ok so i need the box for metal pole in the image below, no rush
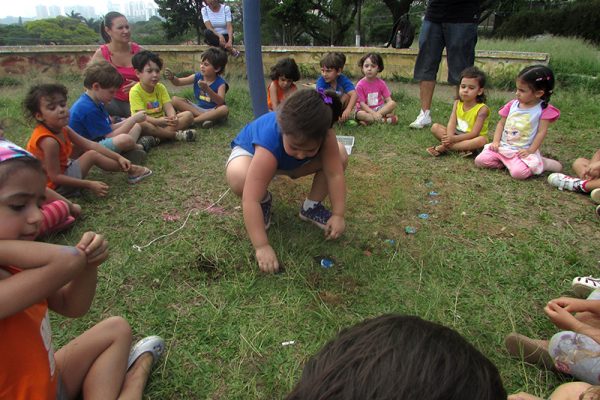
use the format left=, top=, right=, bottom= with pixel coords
left=242, top=0, right=268, bottom=118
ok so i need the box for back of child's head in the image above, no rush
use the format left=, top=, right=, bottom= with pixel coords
left=269, top=57, right=300, bottom=82
left=23, top=83, right=68, bottom=120
left=100, top=11, right=126, bottom=43
left=277, top=89, right=342, bottom=143
left=517, top=64, right=555, bottom=108
left=0, top=138, right=44, bottom=188
left=286, top=314, right=506, bottom=400
left=132, top=50, right=163, bottom=72
left=201, top=47, right=228, bottom=75
left=459, top=66, right=487, bottom=103
left=83, top=61, right=124, bottom=89
left=357, top=52, right=384, bottom=72
left=320, top=52, right=346, bottom=70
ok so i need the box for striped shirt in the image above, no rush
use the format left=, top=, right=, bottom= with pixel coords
left=201, top=4, right=232, bottom=35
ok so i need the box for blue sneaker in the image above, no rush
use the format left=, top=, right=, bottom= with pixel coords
left=261, top=192, right=272, bottom=230
left=299, top=202, right=331, bottom=229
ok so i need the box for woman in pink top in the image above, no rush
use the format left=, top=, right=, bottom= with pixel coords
left=90, top=12, right=143, bottom=118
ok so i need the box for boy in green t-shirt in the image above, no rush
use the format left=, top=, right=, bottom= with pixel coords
left=130, top=50, right=196, bottom=142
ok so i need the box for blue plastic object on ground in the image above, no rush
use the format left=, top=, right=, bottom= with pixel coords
left=418, top=213, right=429, bottom=219
left=320, top=258, right=334, bottom=268
left=405, top=226, right=417, bottom=234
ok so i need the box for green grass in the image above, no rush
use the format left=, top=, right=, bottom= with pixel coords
left=477, top=36, right=600, bottom=90
left=1, top=67, right=600, bottom=398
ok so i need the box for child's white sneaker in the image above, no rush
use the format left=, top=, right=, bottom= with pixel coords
left=547, top=173, right=586, bottom=192
left=175, top=129, right=196, bottom=142
left=572, top=276, right=600, bottom=298
left=409, top=110, right=431, bottom=129
left=591, top=188, right=600, bottom=204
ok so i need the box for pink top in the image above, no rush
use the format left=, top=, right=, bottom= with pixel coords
left=355, top=77, right=391, bottom=111
left=99, top=42, right=141, bottom=102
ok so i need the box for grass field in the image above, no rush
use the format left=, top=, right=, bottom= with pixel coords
left=1, top=39, right=600, bottom=398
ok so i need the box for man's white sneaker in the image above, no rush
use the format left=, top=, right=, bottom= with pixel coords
left=409, top=110, right=432, bottom=129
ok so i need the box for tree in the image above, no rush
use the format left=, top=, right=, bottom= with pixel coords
left=24, top=16, right=98, bottom=45
left=155, top=0, right=205, bottom=44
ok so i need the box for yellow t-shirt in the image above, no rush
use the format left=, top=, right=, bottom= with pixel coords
left=456, top=101, right=488, bottom=137
left=129, top=82, right=171, bottom=118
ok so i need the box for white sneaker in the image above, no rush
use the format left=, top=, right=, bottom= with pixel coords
left=591, top=188, right=600, bottom=204
left=547, top=173, right=584, bottom=192
left=409, top=110, right=432, bottom=129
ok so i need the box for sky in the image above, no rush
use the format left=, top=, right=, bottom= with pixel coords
left=1, top=1, right=110, bottom=18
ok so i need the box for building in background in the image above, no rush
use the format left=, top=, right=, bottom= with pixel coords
left=35, top=5, right=48, bottom=18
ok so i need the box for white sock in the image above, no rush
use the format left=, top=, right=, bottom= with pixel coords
left=422, top=109, right=430, bottom=117
left=303, top=199, right=319, bottom=211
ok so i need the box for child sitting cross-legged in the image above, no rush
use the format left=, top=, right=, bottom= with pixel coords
left=130, top=50, right=197, bottom=142
left=355, top=52, right=398, bottom=125
left=25, top=83, right=152, bottom=198
left=0, top=141, right=164, bottom=399
left=427, top=66, right=490, bottom=157
left=267, top=57, right=300, bottom=110
left=69, top=61, right=151, bottom=164
left=165, top=47, right=230, bottom=129
left=547, top=149, right=600, bottom=216
left=316, top=52, right=357, bottom=123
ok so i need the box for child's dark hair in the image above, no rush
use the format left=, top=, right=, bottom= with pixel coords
left=518, top=64, right=555, bottom=108
left=201, top=47, right=228, bottom=74
left=0, top=156, right=45, bottom=187
left=132, top=50, right=163, bottom=72
left=83, top=61, right=124, bottom=89
left=100, top=11, right=126, bottom=43
left=277, top=89, right=342, bottom=143
left=286, top=314, right=506, bottom=400
left=459, top=66, right=487, bottom=103
left=23, top=83, right=68, bottom=120
left=320, top=52, right=346, bottom=70
left=357, top=53, right=384, bottom=72
left=269, top=57, right=300, bottom=82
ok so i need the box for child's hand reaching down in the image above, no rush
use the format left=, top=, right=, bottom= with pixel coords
left=325, top=215, right=345, bottom=240
left=76, top=232, right=109, bottom=268
left=88, top=181, right=109, bottom=197
left=544, top=300, right=582, bottom=331
left=256, top=245, right=279, bottom=273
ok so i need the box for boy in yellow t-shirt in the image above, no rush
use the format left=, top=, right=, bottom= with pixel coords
left=130, top=50, right=196, bottom=142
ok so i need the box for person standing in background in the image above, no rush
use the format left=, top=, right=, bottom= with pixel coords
left=409, top=0, right=479, bottom=129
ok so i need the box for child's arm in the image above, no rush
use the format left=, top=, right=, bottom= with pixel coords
left=242, top=146, right=279, bottom=273
left=110, top=111, right=146, bottom=136
left=488, top=116, right=506, bottom=152
left=519, top=119, right=551, bottom=158
left=321, top=129, right=346, bottom=240
left=38, top=137, right=109, bottom=195
left=163, top=70, right=195, bottom=87
left=0, top=240, right=86, bottom=319
left=47, top=232, right=108, bottom=318
left=585, top=160, right=600, bottom=180
left=268, top=82, right=280, bottom=109
left=341, top=90, right=358, bottom=121
left=441, top=100, right=459, bottom=146
left=67, top=127, right=131, bottom=171
left=545, top=299, right=600, bottom=345
left=198, top=81, right=227, bottom=106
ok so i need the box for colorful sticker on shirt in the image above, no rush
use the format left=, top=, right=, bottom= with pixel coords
left=367, top=92, right=379, bottom=107
left=40, top=310, right=56, bottom=377
left=145, top=101, right=161, bottom=115
left=502, top=113, right=533, bottom=148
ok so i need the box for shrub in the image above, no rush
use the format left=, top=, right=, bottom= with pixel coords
left=495, top=0, right=600, bottom=44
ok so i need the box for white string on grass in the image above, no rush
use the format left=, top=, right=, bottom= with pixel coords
left=132, top=188, right=231, bottom=252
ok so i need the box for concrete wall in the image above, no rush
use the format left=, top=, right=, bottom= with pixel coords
left=0, top=45, right=549, bottom=83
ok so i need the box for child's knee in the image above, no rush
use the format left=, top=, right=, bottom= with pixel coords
left=508, top=166, right=532, bottom=180
left=573, top=157, right=590, bottom=170
left=102, top=316, right=132, bottom=342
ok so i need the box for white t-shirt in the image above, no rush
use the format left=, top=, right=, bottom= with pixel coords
left=201, top=4, right=232, bottom=35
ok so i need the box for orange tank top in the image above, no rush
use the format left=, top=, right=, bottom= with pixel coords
left=0, top=266, right=58, bottom=399
left=26, top=125, right=73, bottom=189
left=267, top=81, right=297, bottom=110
